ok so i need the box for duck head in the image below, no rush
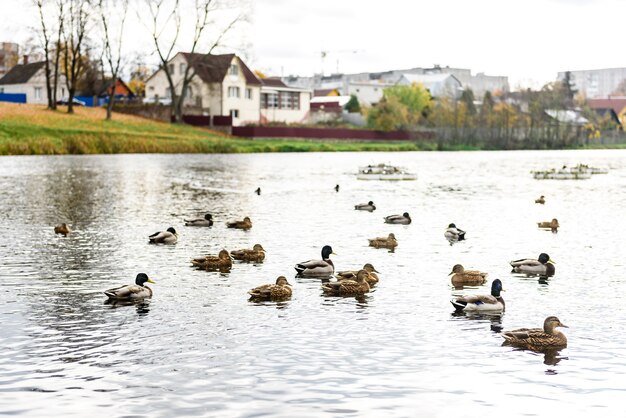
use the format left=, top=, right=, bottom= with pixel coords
left=276, top=276, right=291, bottom=286
left=135, top=273, right=155, bottom=286
left=363, top=263, right=379, bottom=273
left=538, top=253, right=554, bottom=264
left=491, top=279, right=503, bottom=297
left=253, top=244, right=265, bottom=252
left=219, top=249, right=231, bottom=259
left=544, top=316, right=568, bottom=333
left=167, top=227, right=177, bottom=235
left=450, top=264, right=464, bottom=274
left=243, top=217, right=251, bottom=222
left=448, top=223, right=456, bottom=228
left=403, top=212, right=410, bottom=219
left=356, top=269, right=369, bottom=282
left=321, top=245, right=335, bottom=260
left=388, top=233, right=396, bottom=240
left=368, top=201, right=374, bottom=206
left=204, top=214, right=213, bottom=221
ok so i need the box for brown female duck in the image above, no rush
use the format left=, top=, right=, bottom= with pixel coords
left=227, top=216, right=252, bottom=230
left=322, top=269, right=370, bottom=296
left=449, top=264, right=488, bottom=286
left=501, top=316, right=568, bottom=350
left=537, top=218, right=559, bottom=232
left=336, top=263, right=379, bottom=286
left=368, top=233, right=398, bottom=249
left=54, top=223, right=72, bottom=236
left=191, top=249, right=232, bottom=270
left=231, top=244, right=266, bottom=262
left=248, top=276, right=292, bottom=301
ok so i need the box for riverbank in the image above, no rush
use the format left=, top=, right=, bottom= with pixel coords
left=0, top=103, right=442, bottom=155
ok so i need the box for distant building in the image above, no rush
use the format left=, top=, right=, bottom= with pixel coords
left=259, top=77, right=311, bottom=124
left=0, top=42, right=19, bottom=77
left=557, top=68, right=626, bottom=99
left=397, top=73, right=463, bottom=98
left=588, top=97, right=626, bottom=127
left=346, top=81, right=391, bottom=106
left=0, top=58, right=67, bottom=104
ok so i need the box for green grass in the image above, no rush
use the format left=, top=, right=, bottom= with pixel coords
left=0, top=103, right=440, bottom=155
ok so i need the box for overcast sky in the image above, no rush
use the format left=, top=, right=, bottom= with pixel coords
left=1, top=0, right=623, bottom=89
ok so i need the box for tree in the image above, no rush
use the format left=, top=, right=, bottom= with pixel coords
left=460, top=88, right=477, bottom=116
left=344, top=94, right=361, bottom=113
left=383, top=82, right=431, bottom=124
left=145, top=0, right=242, bottom=123
left=366, top=96, right=409, bottom=131
left=34, top=0, right=53, bottom=108
left=561, top=71, right=577, bottom=107
left=99, top=0, right=128, bottom=120
left=62, top=0, right=91, bottom=114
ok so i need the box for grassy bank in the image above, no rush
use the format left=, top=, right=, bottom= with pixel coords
left=0, top=103, right=442, bottom=155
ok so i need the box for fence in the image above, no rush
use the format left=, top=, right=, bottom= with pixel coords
left=0, top=93, right=26, bottom=104
left=232, top=126, right=434, bottom=141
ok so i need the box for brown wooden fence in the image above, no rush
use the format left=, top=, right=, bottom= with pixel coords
left=231, top=126, right=435, bottom=141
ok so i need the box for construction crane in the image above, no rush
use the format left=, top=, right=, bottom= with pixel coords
left=320, top=49, right=363, bottom=75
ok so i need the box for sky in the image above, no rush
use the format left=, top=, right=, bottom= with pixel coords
left=1, top=0, right=624, bottom=89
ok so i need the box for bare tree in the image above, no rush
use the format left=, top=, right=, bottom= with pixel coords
left=99, top=0, right=128, bottom=120
left=62, top=0, right=91, bottom=114
left=34, top=0, right=53, bottom=108
left=52, top=0, right=65, bottom=109
left=145, top=0, right=241, bottom=123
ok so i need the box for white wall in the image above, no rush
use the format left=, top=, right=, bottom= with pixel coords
left=0, top=68, right=66, bottom=104
left=260, top=90, right=311, bottom=123
left=347, top=82, right=386, bottom=106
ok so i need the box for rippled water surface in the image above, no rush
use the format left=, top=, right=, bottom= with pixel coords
left=1, top=150, right=626, bottom=417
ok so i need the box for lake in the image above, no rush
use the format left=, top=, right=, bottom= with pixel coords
left=1, top=150, right=625, bottom=417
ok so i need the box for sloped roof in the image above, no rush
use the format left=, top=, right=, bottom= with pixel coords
left=545, top=109, right=588, bottom=125
left=0, top=61, right=45, bottom=85
left=588, top=98, right=626, bottom=115
left=182, top=53, right=261, bottom=85
left=261, top=77, right=287, bottom=88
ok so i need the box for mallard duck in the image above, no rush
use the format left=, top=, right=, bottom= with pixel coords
left=444, top=223, right=465, bottom=241
left=255, top=187, right=261, bottom=195
left=501, top=316, right=568, bottom=350
left=191, top=249, right=232, bottom=270
left=535, top=195, right=545, bottom=204
left=384, top=212, right=411, bottom=225
left=104, top=273, right=155, bottom=300
left=336, top=263, right=379, bottom=286
left=355, top=201, right=376, bottom=212
left=334, top=184, right=340, bottom=192
left=451, top=279, right=505, bottom=313
left=295, top=245, right=335, bottom=276
left=449, top=264, right=488, bottom=286
left=231, top=244, right=266, bottom=262
left=184, top=213, right=213, bottom=227
left=368, top=233, right=398, bottom=249
left=227, top=216, right=252, bottom=230
left=148, top=227, right=178, bottom=244
left=537, top=218, right=559, bottom=232
left=510, top=253, right=555, bottom=276
left=248, top=276, right=292, bottom=300
left=322, top=269, right=370, bottom=296
left=54, top=223, right=72, bottom=236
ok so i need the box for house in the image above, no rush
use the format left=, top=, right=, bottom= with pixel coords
left=0, top=58, right=67, bottom=104
left=545, top=109, right=588, bottom=126
left=587, top=98, right=626, bottom=127
left=259, top=78, right=311, bottom=124
left=397, top=73, right=462, bottom=98
left=145, top=53, right=262, bottom=125
left=557, top=68, right=626, bottom=99
left=313, top=88, right=340, bottom=97
left=346, top=81, right=393, bottom=106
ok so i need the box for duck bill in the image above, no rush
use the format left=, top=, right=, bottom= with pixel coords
left=332, top=252, right=337, bottom=255
left=548, top=259, right=556, bottom=264
left=147, top=279, right=156, bottom=284
left=559, top=323, right=568, bottom=328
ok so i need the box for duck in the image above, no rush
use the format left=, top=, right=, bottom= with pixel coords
left=335, top=184, right=340, bottom=192
left=535, top=195, right=545, bottom=204
left=231, top=244, right=266, bottom=262
left=191, top=249, right=232, bottom=270
left=322, top=269, right=370, bottom=296
left=255, top=187, right=261, bottom=195
left=355, top=201, right=376, bottom=212
left=54, top=223, right=72, bottom=236
left=449, top=264, right=488, bottom=286
left=384, top=212, right=411, bottom=225
left=104, top=273, right=155, bottom=300
left=537, top=218, right=559, bottom=232
left=510, top=253, right=555, bottom=276
left=368, top=233, right=398, bottom=249
left=451, top=279, right=505, bottom=313
left=184, top=213, right=213, bottom=227
left=227, top=216, right=252, bottom=230
left=444, top=223, right=465, bottom=241
left=248, top=276, right=292, bottom=301
left=336, top=263, right=379, bottom=286
left=148, top=227, right=178, bottom=244
left=501, top=316, right=568, bottom=350
left=294, top=245, right=335, bottom=276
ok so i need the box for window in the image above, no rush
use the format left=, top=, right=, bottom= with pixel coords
left=180, top=63, right=186, bottom=74
left=34, top=87, right=42, bottom=99
left=61, top=87, right=66, bottom=97
left=227, top=86, right=240, bottom=98
left=230, top=109, right=239, bottom=118
left=279, top=91, right=300, bottom=110
left=229, top=64, right=238, bottom=76
left=261, top=93, right=278, bottom=109
left=0, top=87, right=3, bottom=93
left=169, top=64, right=175, bottom=75
left=245, top=88, right=252, bottom=99
left=149, top=86, right=155, bottom=91
left=165, top=87, right=171, bottom=98
left=185, top=86, right=192, bottom=98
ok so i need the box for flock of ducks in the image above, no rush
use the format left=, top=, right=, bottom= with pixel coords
left=53, top=186, right=567, bottom=353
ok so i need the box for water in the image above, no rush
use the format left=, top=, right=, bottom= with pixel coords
left=1, top=150, right=625, bottom=417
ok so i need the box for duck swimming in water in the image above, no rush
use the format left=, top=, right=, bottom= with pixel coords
left=231, top=244, right=266, bottom=262
left=451, top=279, right=505, bottom=313
left=54, top=223, right=72, bottom=236
left=537, top=218, right=559, bottom=232
left=355, top=201, right=376, bottom=212
left=384, top=212, right=411, bottom=225
left=295, top=245, right=335, bottom=276
left=322, top=269, right=370, bottom=296
left=104, top=273, right=155, bottom=300
left=148, top=227, right=178, bottom=244
left=535, top=195, right=545, bottom=204
left=336, top=263, right=380, bottom=286
left=449, top=264, right=488, bottom=286
left=444, top=223, right=466, bottom=242
left=510, top=253, right=555, bottom=276
left=248, top=276, right=292, bottom=301
left=501, top=316, right=568, bottom=350
left=184, top=213, right=213, bottom=227
left=227, top=217, right=252, bottom=230
left=191, top=249, right=232, bottom=270
left=368, top=233, right=398, bottom=249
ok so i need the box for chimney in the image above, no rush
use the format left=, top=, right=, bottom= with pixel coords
left=23, top=55, right=28, bottom=65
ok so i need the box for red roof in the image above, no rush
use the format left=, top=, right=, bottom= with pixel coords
left=588, top=98, right=626, bottom=114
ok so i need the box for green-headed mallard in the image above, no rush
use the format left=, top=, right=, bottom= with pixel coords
left=248, top=276, right=292, bottom=301
left=449, top=264, right=488, bottom=286
left=227, top=216, right=252, bottom=230
left=451, top=279, right=505, bottom=313
left=501, top=316, right=568, bottom=350
left=184, top=213, right=213, bottom=227
left=336, top=263, right=379, bottom=286
left=54, top=223, right=72, bottom=236
left=231, top=244, right=266, bottom=262
left=355, top=201, right=376, bottom=212
left=384, top=212, right=411, bottom=225
left=368, top=233, right=398, bottom=249
left=444, top=223, right=466, bottom=242
left=191, top=249, right=232, bottom=270
left=322, top=269, right=370, bottom=296
left=295, top=245, right=335, bottom=276
left=104, top=273, right=155, bottom=300
left=535, top=195, right=545, bottom=204
left=537, top=218, right=559, bottom=232
left=149, top=227, right=178, bottom=244
left=510, top=253, right=555, bottom=276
